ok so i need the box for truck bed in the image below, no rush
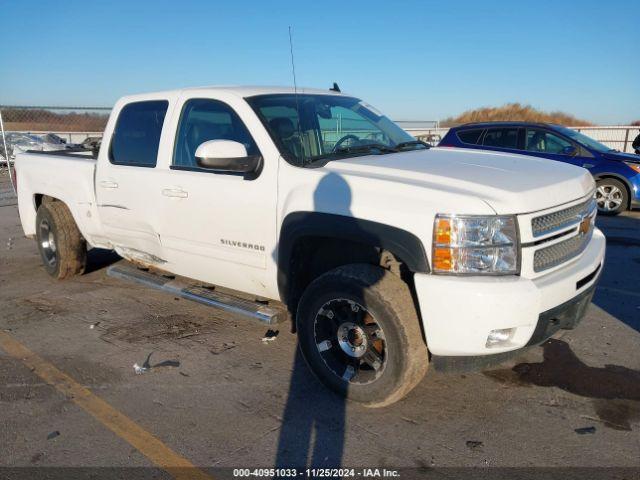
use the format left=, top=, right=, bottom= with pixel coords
left=14, top=149, right=104, bottom=242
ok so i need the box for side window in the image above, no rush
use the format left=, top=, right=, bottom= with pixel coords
left=482, top=128, right=519, bottom=149
left=456, top=129, right=483, bottom=145
left=525, top=129, right=573, bottom=154
left=173, top=98, right=259, bottom=168
left=110, top=100, right=168, bottom=167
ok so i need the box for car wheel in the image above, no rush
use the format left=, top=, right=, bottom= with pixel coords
left=35, top=201, right=87, bottom=279
left=296, top=264, right=428, bottom=407
left=595, top=179, right=628, bottom=215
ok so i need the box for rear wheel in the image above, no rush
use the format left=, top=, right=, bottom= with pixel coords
left=35, top=202, right=86, bottom=279
left=296, top=264, right=428, bottom=407
left=596, top=178, right=628, bottom=215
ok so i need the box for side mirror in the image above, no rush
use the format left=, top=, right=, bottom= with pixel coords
left=562, top=145, right=577, bottom=156
left=195, top=140, right=261, bottom=173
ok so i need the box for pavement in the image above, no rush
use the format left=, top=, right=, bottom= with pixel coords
left=0, top=171, right=639, bottom=478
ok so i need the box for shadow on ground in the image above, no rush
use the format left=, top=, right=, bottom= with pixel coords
left=84, top=248, right=121, bottom=274
left=275, top=349, right=347, bottom=467
left=486, top=338, right=640, bottom=430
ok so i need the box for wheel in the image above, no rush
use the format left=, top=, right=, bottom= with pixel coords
left=595, top=179, right=628, bottom=215
left=35, top=202, right=86, bottom=279
left=296, top=264, right=428, bottom=407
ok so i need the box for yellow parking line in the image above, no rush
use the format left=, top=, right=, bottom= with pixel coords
left=0, top=331, right=213, bottom=480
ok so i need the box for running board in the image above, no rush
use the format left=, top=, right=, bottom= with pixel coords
left=107, top=264, right=285, bottom=325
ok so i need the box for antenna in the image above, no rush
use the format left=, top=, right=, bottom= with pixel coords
left=288, top=26, right=305, bottom=164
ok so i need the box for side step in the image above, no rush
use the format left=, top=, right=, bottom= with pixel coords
left=107, top=264, right=285, bottom=325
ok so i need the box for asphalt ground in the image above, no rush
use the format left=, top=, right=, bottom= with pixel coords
left=0, top=172, right=639, bottom=479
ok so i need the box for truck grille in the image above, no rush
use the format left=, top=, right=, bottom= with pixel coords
left=533, top=228, right=593, bottom=272
left=531, top=197, right=596, bottom=237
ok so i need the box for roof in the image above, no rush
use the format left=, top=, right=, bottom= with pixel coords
left=454, top=121, right=564, bottom=129
left=119, top=85, right=348, bottom=102
left=186, top=85, right=346, bottom=96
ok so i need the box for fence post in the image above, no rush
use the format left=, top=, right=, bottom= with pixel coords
left=0, top=109, right=16, bottom=194
left=623, top=128, right=629, bottom=153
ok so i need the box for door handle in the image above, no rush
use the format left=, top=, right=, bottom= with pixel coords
left=99, top=180, right=119, bottom=189
left=162, top=187, right=188, bottom=198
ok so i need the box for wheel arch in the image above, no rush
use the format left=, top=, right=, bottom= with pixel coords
left=277, top=212, right=429, bottom=310
left=34, top=194, right=88, bottom=239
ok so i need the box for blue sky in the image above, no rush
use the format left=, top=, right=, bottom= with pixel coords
left=0, top=0, right=638, bottom=124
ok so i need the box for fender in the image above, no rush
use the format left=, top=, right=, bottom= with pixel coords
left=277, top=211, right=430, bottom=303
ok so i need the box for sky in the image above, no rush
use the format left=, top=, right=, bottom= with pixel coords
left=0, top=0, right=638, bottom=124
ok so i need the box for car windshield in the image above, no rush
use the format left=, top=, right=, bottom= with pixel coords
left=555, top=126, right=614, bottom=153
left=246, top=94, right=422, bottom=166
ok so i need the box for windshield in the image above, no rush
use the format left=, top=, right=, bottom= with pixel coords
left=246, top=94, right=420, bottom=166
left=555, top=126, right=613, bottom=153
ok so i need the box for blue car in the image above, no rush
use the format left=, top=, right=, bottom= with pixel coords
left=439, top=122, right=640, bottom=215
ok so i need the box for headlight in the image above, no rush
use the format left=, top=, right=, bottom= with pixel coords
left=624, top=162, right=640, bottom=175
left=432, top=215, right=519, bottom=274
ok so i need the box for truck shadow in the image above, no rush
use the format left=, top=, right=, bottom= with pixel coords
left=275, top=348, right=348, bottom=468
left=486, top=338, right=640, bottom=430
left=275, top=172, right=351, bottom=469
left=592, top=213, right=640, bottom=333
left=84, top=247, right=121, bottom=274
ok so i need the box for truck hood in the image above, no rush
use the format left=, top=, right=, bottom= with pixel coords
left=324, top=146, right=594, bottom=214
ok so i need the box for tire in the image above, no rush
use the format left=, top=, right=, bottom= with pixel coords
left=35, top=202, right=86, bottom=279
left=296, top=264, right=428, bottom=407
left=596, top=178, right=628, bottom=216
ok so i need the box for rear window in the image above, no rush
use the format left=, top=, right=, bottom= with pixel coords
left=482, top=128, right=519, bottom=149
left=110, top=100, right=169, bottom=167
left=456, top=129, right=483, bottom=145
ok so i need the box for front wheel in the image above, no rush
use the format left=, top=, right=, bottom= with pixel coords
left=296, top=264, right=428, bottom=407
left=595, top=178, right=628, bottom=215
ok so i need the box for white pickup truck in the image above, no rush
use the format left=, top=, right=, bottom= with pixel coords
left=14, top=86, right=605, bottom=406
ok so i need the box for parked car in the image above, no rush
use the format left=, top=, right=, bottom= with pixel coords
left=41, top=133, right=67, bottom=145
left=14, top=87, right=604, bottom=406
left=2, top=132, right=62, bottom=157
left=439, top=122, right=640, bottom=215
left=81, top=136, right=102, bottom=151
left=416, top=133, right=441, bottom=146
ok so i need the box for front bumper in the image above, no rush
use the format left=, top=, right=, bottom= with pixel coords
left=414, top=227, right=605, bottom=359
left=430, top=281, right=596, bottom=372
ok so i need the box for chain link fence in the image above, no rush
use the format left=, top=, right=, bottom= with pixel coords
left=0, top=106, right=111, bottom=164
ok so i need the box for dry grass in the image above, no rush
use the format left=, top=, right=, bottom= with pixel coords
left=2, top=108, right=109, bottom=132
left=441, top=103, right=593, bottom=127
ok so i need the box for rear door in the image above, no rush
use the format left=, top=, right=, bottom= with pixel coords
left=480, top=127, right=522, bottom=154
left=95, top=99, right=172, bottom=261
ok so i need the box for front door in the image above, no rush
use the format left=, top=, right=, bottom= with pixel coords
left=155, top=96, right=277, bottom=298
left=522, top=128, right=585, bottom=169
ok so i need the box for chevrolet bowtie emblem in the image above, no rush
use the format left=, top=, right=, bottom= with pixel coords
left=578, top=215, right=591, bottom=235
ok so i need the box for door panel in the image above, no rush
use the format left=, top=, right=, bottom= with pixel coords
left=155, top=97, right=277, bottom=298
left=522, top=128, right=584, bottom=168
left=95, top=100, right=169, bottom=259
left=480, top=127, right=522, bottom=155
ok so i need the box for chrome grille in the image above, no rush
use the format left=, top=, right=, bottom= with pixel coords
left=532, top=197, right=596, bottom=237
left=533, top=229, right=593, bottom=272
